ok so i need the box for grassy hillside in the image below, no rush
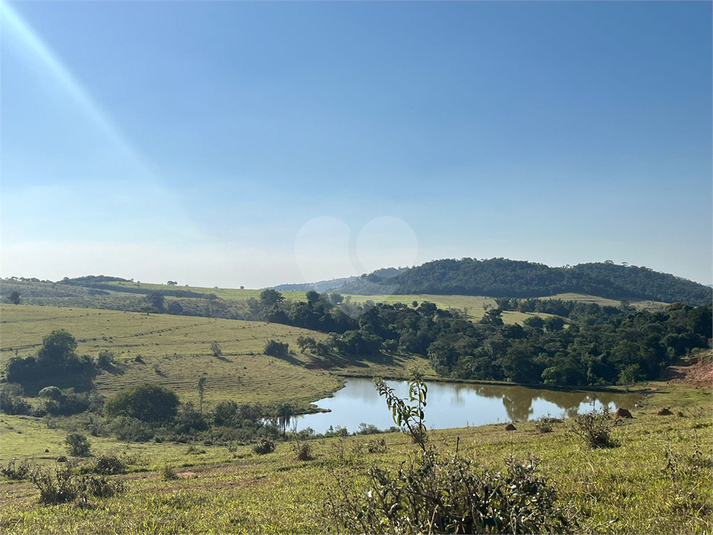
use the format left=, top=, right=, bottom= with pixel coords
left=342, top=294, right=559, bottom=323
left=543, top=292, right=669, bottom=310
left=0, top=381, right=710, bottom=534
left=102, top=280, right=306, bottom=302
left=0, top=305, right=430, bottom=409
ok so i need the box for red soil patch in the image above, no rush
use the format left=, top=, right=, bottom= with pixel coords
left=669, top=355, right=713, bottom=388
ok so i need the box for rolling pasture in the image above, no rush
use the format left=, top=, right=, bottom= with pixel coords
left=0, top=305, right=430, bottom=409
left=100, top=280, right=306, bottom=302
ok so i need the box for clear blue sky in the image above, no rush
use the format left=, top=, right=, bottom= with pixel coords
left=1, top=1, right=711, bottom=287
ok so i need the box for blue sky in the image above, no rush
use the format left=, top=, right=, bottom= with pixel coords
left=1, top=1, right=711, bottom=287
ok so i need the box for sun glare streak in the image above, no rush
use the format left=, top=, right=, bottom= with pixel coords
left=0, top=0, right=154, bottom=178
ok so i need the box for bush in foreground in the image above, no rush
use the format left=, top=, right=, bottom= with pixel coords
left=253, top=439, right=276, bottom=455
left=569, top=405, right=620, bottom=449
left=29, top=464, right=124, bottom=505
left=329, top=373, right=574, bottom=534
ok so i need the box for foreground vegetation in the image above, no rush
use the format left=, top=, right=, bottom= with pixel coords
left=0, top=379, right=710, bottom=534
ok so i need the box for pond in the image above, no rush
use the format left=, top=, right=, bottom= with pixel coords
left=294, top=378, right=640, bottom=434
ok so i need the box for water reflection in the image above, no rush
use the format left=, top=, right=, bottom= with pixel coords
left=296, top=379, right=639, bottom=434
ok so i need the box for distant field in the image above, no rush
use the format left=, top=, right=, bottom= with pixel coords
left=102, top=280, right=306, bottom=302
left=0, top=305, right=431, bottom=409
left=543, top=293, right=669, bottom=310
left=341, top=294, right=557, bottom=324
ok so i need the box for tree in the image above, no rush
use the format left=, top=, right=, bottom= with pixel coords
left=37, top=330, right=78, bottom=369
left=296, top=335, right=317, bottom=353
left=210, top=341, right=222, bottom=358
left=275, top=403, right=294, bottom=435
left=65, top=433, right=91, bottom=457
left=166, top=301, right=184, bottom=315
left=197, top=376, right=207, bottom=415
left=523, top=316, right=545, bottom=329
left=146, top=291, right=165, bottom=312
left=260, top=289, right=284, bottom=308
left=7, top=291, right=20, bottom=305
left=544, top=316, right=565, bottom=332
left=264, top=339, right=289, bottom=356
left=96, top=350, right=116, bottom=370
left=480, top=308, right=504, bottom=326
left=104, top=383, right=180, bottom=423
left=306, top=290, right=320, bottom=306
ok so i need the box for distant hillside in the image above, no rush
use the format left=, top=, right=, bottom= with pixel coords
left=336, top=258, right=712, bottom=305
left=273, top=268, right=409, bottom=293
left=271, top=276, right=357, bottom=292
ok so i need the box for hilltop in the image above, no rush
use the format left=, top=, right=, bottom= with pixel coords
left=336, top=258, right=712, bottom=305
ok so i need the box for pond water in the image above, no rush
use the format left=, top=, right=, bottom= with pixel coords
left=294, top=378, right=640, bottom=434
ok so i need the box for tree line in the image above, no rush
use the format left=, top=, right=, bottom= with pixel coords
left=254, top=290, right=711, bottom=387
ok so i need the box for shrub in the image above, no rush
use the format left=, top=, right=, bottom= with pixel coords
left=108, top=416, right=155, bottom=442
left=104, top=383, right=180, bottom=423
left=92, top=454, right=127, bottom=475
left=292, top=440, right=314, bottom=461
left=65, top=433, right=91, bottom=457
left=29, top=464, right=78, bottom=504
left=264, top=339, right=289, bottom=357
left=96, top=350, right=116, bottom=370
left=0, top=458, right=31, bottom=480
left=329, top=372, right=573, bottom=534
left=43, top=389, right=92, bottom=416
left=569, top=406, right=620, bottom=448
left=366, top=437, right=387, bottom=454
left=160, top=465, right=178, bottom=481
left=535, top=416, right=555, bottom=434
left=330, top=453, right=573, bottom=534
left=29, top=464, right=124, bottom=504
left=80, top=473, right=124, bottom=498
left=253, top=439, right=276, bottom=455
left=0, top=384, right=32, bottom=415
left=171, top=402, right=208, bottom=435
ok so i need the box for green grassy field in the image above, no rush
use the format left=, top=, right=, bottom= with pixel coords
left=0, top=305, right=432, bottom=409
left=102, top=280, right=307, bottom=302
left=544, top=292, right=670, bottom=310
left=0, top=381, right=710, bottom=534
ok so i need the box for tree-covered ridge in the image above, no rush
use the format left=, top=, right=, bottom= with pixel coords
left=337, top=258, right=712, bottom=305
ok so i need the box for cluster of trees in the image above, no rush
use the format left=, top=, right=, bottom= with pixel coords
left=494, top=297, right=625, bottom=324
left=337, top=258, right=712, bottom=305
left=253, top=289, right=711, bottom=387
left=423, top=303, right=711, bottom=386
left=5, top=330, right=96, bottom=393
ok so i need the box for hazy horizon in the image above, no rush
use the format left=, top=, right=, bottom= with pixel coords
left=2, top=1, right=711, bottom=288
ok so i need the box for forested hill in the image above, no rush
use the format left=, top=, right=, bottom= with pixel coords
left=336, top=259, right=712, bottom=305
